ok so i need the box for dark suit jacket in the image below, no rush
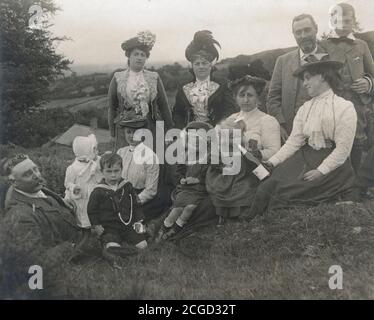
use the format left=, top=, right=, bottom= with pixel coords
left=266, top=45, right=328, bottom=133
left=320, top=38, right=374, bottom=105
left=172, top=77, right=239, bottom=129
left=2, top=188, right=79, bottom=271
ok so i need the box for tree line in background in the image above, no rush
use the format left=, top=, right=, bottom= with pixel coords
left=47, top=63, right=196, bottom=100
left=0, top=0, right=71, bottom=146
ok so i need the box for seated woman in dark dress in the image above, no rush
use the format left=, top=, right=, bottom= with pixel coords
left=247, top=57, right=357, bottom=217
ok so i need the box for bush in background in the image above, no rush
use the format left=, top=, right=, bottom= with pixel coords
left=9, top=108, right=75, bottom=148
left=75, top=107, right=109, bottom=130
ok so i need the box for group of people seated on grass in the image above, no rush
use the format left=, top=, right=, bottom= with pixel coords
left=1, top=2, right=374, bottom=267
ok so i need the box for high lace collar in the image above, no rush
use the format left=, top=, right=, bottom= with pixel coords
left=313, top=88, right=334, bottom=102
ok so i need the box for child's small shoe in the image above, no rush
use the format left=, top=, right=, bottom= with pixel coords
left=163, top=223, right=183, bottom=240
left=102, top=242, right=138, bottom=259
left=217, top=216, right=225, bottom=227
left=155, top=224, right=170, bottom=243
left=146, top=222, right=156, bottom=240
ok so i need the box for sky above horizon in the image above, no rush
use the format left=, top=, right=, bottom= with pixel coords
left=50, top=0, right=374, bottom=66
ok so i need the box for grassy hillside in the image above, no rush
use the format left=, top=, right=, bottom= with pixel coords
left=5, top=201, right=373, bottom=300
left=1, top=145, right=373, bottom=299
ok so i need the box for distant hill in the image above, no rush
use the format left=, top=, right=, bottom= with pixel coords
left=218, top=46, right=296, bottom=75
left=68, top=61, right=189, bottom=76
left=218, top=31, right=374, bottom=76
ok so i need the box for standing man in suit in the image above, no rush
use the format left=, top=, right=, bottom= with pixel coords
left=267, top=14, right=328, bottom=141
left=320, top=2, right=374, bottom=172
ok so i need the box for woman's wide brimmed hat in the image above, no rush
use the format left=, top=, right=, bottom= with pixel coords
left=118, top=110, right=148, bottom=128
left=185, top=30, right=221, bottom=62
left=121, top=31, right=156, bottom=57
left=228, top=64, right=267, bottom=94
left=185, top=121, right=214, bottom=131
left=293, top=55, right=343, bottom=78
left=119, top=118, right=147, bottom=129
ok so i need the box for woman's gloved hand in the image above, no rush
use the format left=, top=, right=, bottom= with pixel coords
left=261, top=161, right=275, bottom=174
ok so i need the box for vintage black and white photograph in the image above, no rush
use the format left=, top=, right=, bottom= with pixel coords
left=0, top=0, right=374, bottom=302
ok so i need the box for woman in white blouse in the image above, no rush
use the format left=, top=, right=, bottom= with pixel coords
left=227, top=64, right=281, bottom=161
left=117, top=118, right=172, bottom=224
left=247, top=58, right=357, bottom=216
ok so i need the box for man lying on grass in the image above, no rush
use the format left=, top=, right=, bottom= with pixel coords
left=0, top=154, right=90, bottom=297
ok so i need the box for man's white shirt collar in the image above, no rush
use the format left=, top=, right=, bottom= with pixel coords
left=15, top=188, right=48, bottom=199
left=299, top=46, right=318, bottom=60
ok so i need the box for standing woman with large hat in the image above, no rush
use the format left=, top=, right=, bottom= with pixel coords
left=173, top=30, right=239, bottom=129
left=108, top=31, right=174, bottom=150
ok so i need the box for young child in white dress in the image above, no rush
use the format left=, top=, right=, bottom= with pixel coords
left=64, top=134, right=103, bottom=228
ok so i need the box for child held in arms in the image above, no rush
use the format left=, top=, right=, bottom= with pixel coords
left=87, top=153, right=148, bottom=258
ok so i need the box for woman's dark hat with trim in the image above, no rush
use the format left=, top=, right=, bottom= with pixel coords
left=119, top=118, right=147, bottom=129
left=121, top=31, right=156, bottom=57
left=228, top=64, right=267, bottom=94
left=118, top=111, right=148, bottom=129
left=185, top=121, right=214, bottom=131
left=293, top=55, right=343, bottom=78
left=185, top=30, right=221, bottom=62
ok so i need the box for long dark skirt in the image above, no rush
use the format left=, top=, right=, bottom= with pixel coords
left=206, top=158, right=258, bottom=208
left=135, top=184, right=173, bottom=224
left=248, top=145, right=355, bottom=215
left=355, top=145, right=374, bottom=189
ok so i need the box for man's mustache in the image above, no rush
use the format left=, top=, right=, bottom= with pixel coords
left=34, top=177, right=46, bottom=186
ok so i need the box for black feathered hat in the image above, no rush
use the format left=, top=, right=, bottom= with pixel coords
left=185, top=30, right=221, bottom=62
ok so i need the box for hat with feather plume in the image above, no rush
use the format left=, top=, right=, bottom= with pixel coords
left=185, top=30, right=221, bottom=62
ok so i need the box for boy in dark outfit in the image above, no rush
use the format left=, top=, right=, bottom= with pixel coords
left=87, top=153, right=148, bottom=256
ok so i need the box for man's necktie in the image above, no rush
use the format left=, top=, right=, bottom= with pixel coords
left=301, top=54, right=318, bottom=65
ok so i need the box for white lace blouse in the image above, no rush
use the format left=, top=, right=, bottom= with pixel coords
left=183, top=77, right=219, bottom=122
left=269, top=89, right=357, bottom=175
left=228, top=108, right=281, bottom=160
